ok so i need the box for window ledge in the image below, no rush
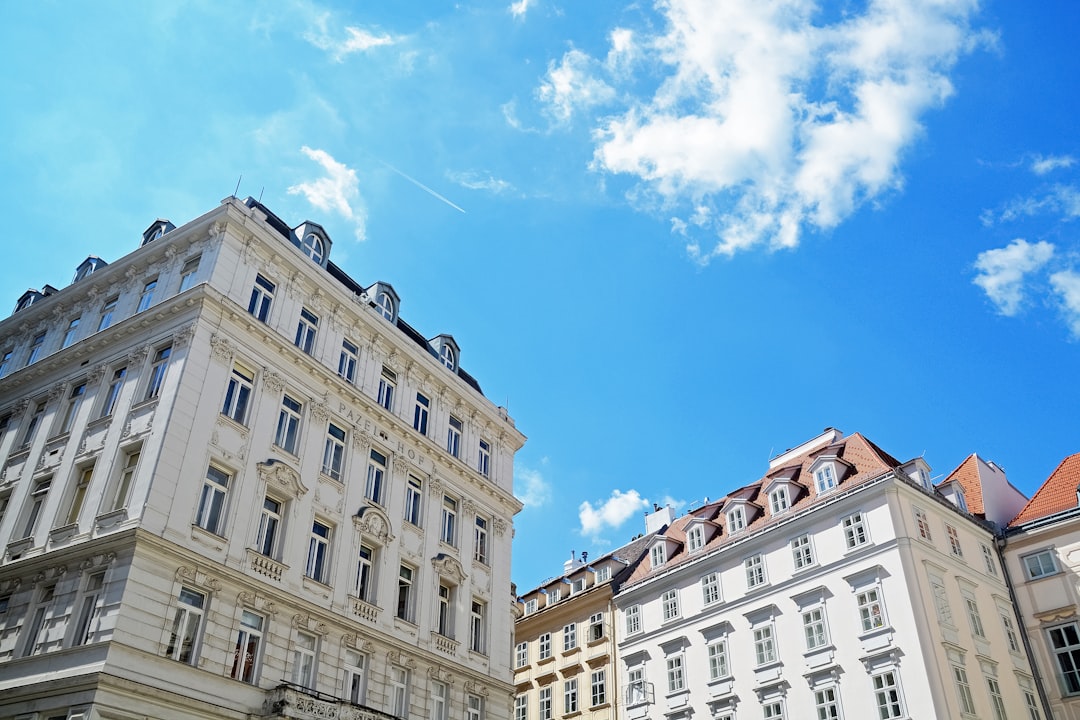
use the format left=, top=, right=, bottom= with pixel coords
left=590, top=702, right=612, bottom=711
left=537, top=654, right=555, bottom=665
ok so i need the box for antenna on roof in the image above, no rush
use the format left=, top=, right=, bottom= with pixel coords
left=258, top=187, right=264, bottom=203
left=233, top=174, right=243, bottom=198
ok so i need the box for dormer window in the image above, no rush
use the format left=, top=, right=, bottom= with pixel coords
left=768, top=487, right=790, bottom=514
left=376, top=292, right=394, bottom=321
left=955, top=488, right=968, bottom=513
left=73, top=256, right=107, bottom=283
left=141, top=219, right=175, bottom=246
left=440, top=344, right=455, bottom=370
left=727, top=507, right=746, bottom=532
left=301, top=233, right=324, bottom=264
left=686, top=525, right=705, bottom=552
left=814, top=466, right=836, bottom=494
left=650, top=544, right=667, bottom=568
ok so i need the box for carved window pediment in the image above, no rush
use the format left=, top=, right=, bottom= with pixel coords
left=257, top=459, right=308, bottom=499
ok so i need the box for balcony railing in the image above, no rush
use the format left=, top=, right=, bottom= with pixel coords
left=263, top=683, right=400, bottom=720
left=248, top=549, right=286, bottom=582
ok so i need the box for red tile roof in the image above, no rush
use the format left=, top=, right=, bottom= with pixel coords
left=1009, top=452, right=1080, bottom=526
left=939, top=454, right=986, bottom=516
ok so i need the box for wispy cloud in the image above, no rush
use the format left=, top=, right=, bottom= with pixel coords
left=305, top=18, right=400, bottom=62
left=515, top=463, right=553, bottom=509
left=973, top=239, right=1055, bottom=316
left=532, top=0, right=989, bottom=261
left=579, top=489, right=649, bottom=539
left=1050, top=270, right=1080, bottom=339
left=447, top=170, right=517, bottom=195
left=1032, top=154, right=1076, bottom=176
left=288, top=146, right=367, bottom=241
left=982, top=184, right=1080, bottom=226
left=537, top=49, right=616, bottom=124
left=510, top=0, right=533, bottom=21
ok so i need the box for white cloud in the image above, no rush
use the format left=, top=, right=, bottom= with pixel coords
left=287, top=146, right=368, bottom=241
left=447, top=170, right=516, bottom=194
left=579, top=489, right=650, bottom=538
left=515, top=464, right=553, bottom=509
left=510, top=0, right=533, bottom=20
left=973, top=239, right=1055, bottom=316
left=536, top=0, right=987, bottom=260
left=537, top=49, right=616, bottom=124
left=1032, top=154, right=1076, bottom=175
left=305, top=20, right=399, bottom=62
left=1050, top=270, right=1080, bottom=338
left=987, top=185, right=1080, bottom=225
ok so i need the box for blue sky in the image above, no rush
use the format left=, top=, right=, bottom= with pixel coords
left=1, top=0, right=1078, bottom=591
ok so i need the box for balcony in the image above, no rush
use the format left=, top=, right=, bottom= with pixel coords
left=431, top=631, right=459, bottom=655
left=263, top=684, right=400, bottom=720
left=349, top=596, right=380, bottom=624
left=248, top=549, right=286, bottom=582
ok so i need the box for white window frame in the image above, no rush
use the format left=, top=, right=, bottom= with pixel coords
left=947, top=524, right=963, bottom=557
left=727, top=506, right=746, bottom=532
left=377, top=366, right=396, bottom=411
left=1023, top=549, right=1059, bottom=579
left=478, top=438, right=491, bottom=477
left=179, top=254, right=201, bottom=292
left=564, top=678, right=579, bottom=714
left=107, top=447, right=140, bottom=512
left=871, top=670, right=905, bottom=719
left=769, top=486, right=790, bottom=514
left=857, top=587, right=887, bottom=633
left=366, top=449, right=387, bottom=504
left=625, top=605, right=642, bottom=635
left=702, top=572, right=721, bottom=605
left=914, top=506, right=933, bottom=541
left=791, top=533, right=815, bottom=570
left=292, top=631, right=318, bottom=689
left=222, top=363, right=254, bottom=425
left=707, top=638, right=729, bottom=680
left=441, top=496, right=458, bottom=546
left=321, top=422, right=346, bottom=480
left=666, top=654, right=686, bottom=693
left=61, top=317, right=81, bottom=349
left=195, top=465, right=230, bottom=535
left=306, top=520, right=332, bottom=584
left=404, top=475, right=423, bottom=526
left=447, top=415, right=463, bottom=458
left=338, top=339, right=359, bottom=383
left=753, top=624, right=777, bottom=666
left=275, top=395, right=302, bottom=454
left=745, top=554, right=766, bottom=589
left=803, top=607, right=829, bottom=650
left=563, top=622, right=577, bottom=651
left=230, top=609, right=265, bottom=684
left=538, top=632, right=552, bottom=660
left=355, top=543, right=376, bottom=602
left=295, top=308, right=319, bottom=354
left=137, top=278, right=157, bottom=312
left=344, top=650, right=367, bottom=705
left=687, top=524, right=705, bottom=552
left=397, top=564, right=415, bottom=622
left=843, top=511, right=869, bottom=548
left=97, top=295, right=118, bottom=331
left=144, top=345, right=172, bottom=401
left=390, top=665, right=410, bottom=717
left=591, top=669, right=606, bottom=707
left=661, top=589, right=680, bottom=622
left=815, top=465, right=837, bottom=493
left=539, top=686, right=552, bottom=720
left=256, top=495, right=283, bottom=557
left=953, top=664, right=976, bottom=715
left=474, top=515, right=489, bottom=564
left=650, top=543, right=666, bottom=568
left=515, top=641, right=528, bottom=668
left=248, top=274, right=275, bottom=322
left=413, top=393, right=430, bottom=435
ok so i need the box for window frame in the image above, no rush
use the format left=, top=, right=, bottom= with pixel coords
left=306, top=520, right=332, bottom=584
left=294, top=307, right=319, bottom=354
left=166, top=586, right=207, bottom=664
left=248, top=274, right=275, bottom=322
left=195, top=464, right=230, bottom=536
left=230, top=609, right=265, bottom=684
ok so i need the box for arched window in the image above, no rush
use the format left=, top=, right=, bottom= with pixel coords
left=376, top=292, right=395, bottom=322
left=301, top=233, right=324, bottom=264
left=440, top=344, right=456, bottom=370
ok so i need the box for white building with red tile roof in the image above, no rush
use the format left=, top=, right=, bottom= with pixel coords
left=612, top=429, right=1042, bottom=720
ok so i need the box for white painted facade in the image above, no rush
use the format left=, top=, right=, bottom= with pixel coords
left=612, top=430, right=1041, bottom=720
left=0, top=197, right=525, bottom=720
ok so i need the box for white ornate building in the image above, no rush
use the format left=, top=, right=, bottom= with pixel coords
left=0, top=196, right=525, bottom=720
left=612, top=429, right=1042, bottom=720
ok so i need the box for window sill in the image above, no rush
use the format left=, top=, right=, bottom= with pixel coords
left=792, top=562, right=818, bottom=575
left=218, top=413, right=250, bottom=435
left=706, top=676, right=735, bottom=697
left=590, top=702, right=612, bottom=711
left=272, top=444, right=300, bottom=461
left=586, top=635, right=606, bottom=647
left=842, top=542, right=873, bottom=556
left=537, top=654, right=555, bottom=665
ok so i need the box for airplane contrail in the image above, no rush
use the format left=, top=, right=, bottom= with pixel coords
left=374, top=158, right=466, bottom=214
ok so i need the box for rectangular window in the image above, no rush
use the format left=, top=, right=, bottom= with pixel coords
left=275, top=395, right=302, bottom=454
left=467, top=694, right=484, bottom=720
left=728, top=506, right=746, bottom=531
left=321, top=423, right=346, bottom=480
left=437, top=583, right=454, bottom=637
left=413, top=393, right=429, bottom=435
left=99, top=366, right=127, bottom=418
left=651, top=543, right=667, bottom=567
left=931, top=578, right=953, bottom=626
left=982, top=544, right=998, bottom=576
left=478, top=438, right=491, bottom=477
left=564, top=678, right=579, bottom=714
left=295, top=308, right=319, bottom=354
left=1024, top=549, right=1059, bottom=579
left=754, top=624, right=776, bottom=665
left=61, top=317, right=81, bottom=348
left=914, top=506, right=933, bottom=541
left=986, top=677, right=1008, bottom=720
left=707, top=639, right=728, bottom=680
left=540, top=686, right=552, bottom=720
left=474, top=515, right=489, bottom=564
left=98, top=296, right=118, bottom=331
left=195, top=465, right=229, bottom=535
left=516, top=641, right=528, bottom=668
left=626, top=668, right=647, bottom=705
left=0, top=349, right=11, bottom=376
left=1019, top=676, right=1042, bottom=720
left=858, top=588, right=886, bottom=632
left=815, top=465, right=837, bottom=493
left=1050, top=622, right=1080, bottom=695
left=687, top=525, right=705, bottom=552
left=953, top=665, right=976, bottom=715
left=791, top=534, right=815, bottom=569
left=222, top=363, right=254, bottom=424
left=230, top=610, right=264, bottom=683
left=21, top=585, right=55, bottom=656
left=589, top=612, right=604, bottom=642
left=397, top=564, right=415, bottom=622
left=514, top=695, right=527, bottom=720
left=745, top=554, right=766, bottom=588
left=947, top=524, right=964, bottom=557
left=591, top=669, right=606, bottom=707
left=524, top=598, right=537, bottom=615
left=355, top=544, right=375, bottom=601
left=843, top=511, right=869, bottom=548
left=137, top=278, right=157, bottom=312
left=803, top=607, right=828, bottom=650
left=965, top=596, right=985, bottom=638
left=563, top=622, right=578, bottom=651
left=769, top=487, right=789, bottom=514
left=430, top=680, right=447, bottom=720
left=470, top=600, right=486, bottom=653
left=344, top=650, right=367, bottom=705
left=292, top=631, right=318, bottom=689
left=248, top=274, right=275, bottom=322
left=21, top=401, right=46, bottom=447
left=1001, top=611, right=1021, bottom=653
left=814, top=688, right=841, bottom=720
left=26, top=331, right=46, bottom=366
left=872, top=671, right=904, bottom=719
left=763, top=701, right=785, bottom=720
left=625, top=605, right=642, bottom=635
left=256, top=496, right=282, bottom=557
left=666, top=655, right=685, bottom=692
left=109, top=448, right=140, bottom=511
left=58, top=382, right=87, bottom=435
left=662, top=589, right=680, bottom=621
left=72, top=571, right=106, bottom=646
left=404, top=475, right=423, bottom=526
left=390, top=666, right=409, bottom=717
left=366, top=449, right=387, bottom=504
left=145, top=345, right=172, bottom=401
left=596, top=565, right=611, bottom=582
left=179, top=255, right=201, bottom=292
left=64, top=463, right=94, bottom=525
left=378, top=366, right=396, bottom=411
left=307, top=520, right=331, bottom=583
left=447, top=415, right=463, bottom=457
left=441, top=496, right=458, bottom=545
left=338, top=339, right=359, bottom=383
left=21, top=476, right=52, bottom=539
left=538, top=632, right=552, bottom=660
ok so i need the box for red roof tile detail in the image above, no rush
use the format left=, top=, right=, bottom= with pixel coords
left=1010, top=452, right=1080, bottom=526
left=940, top=454, right=986, bottom=516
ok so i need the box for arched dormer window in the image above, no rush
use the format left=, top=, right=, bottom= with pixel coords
left=141, top=219, right=176, bottom=246
left=301, top=233, right=324, bottom=264
left=440, top=344, right=455, bottom=370
left=376, top=292, right=395, bottom=321
left=430, top=335, right=460, bottom=373
left=73, top=256, right=107, bottom=283
left=366, top=282, right=400, bottom=323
